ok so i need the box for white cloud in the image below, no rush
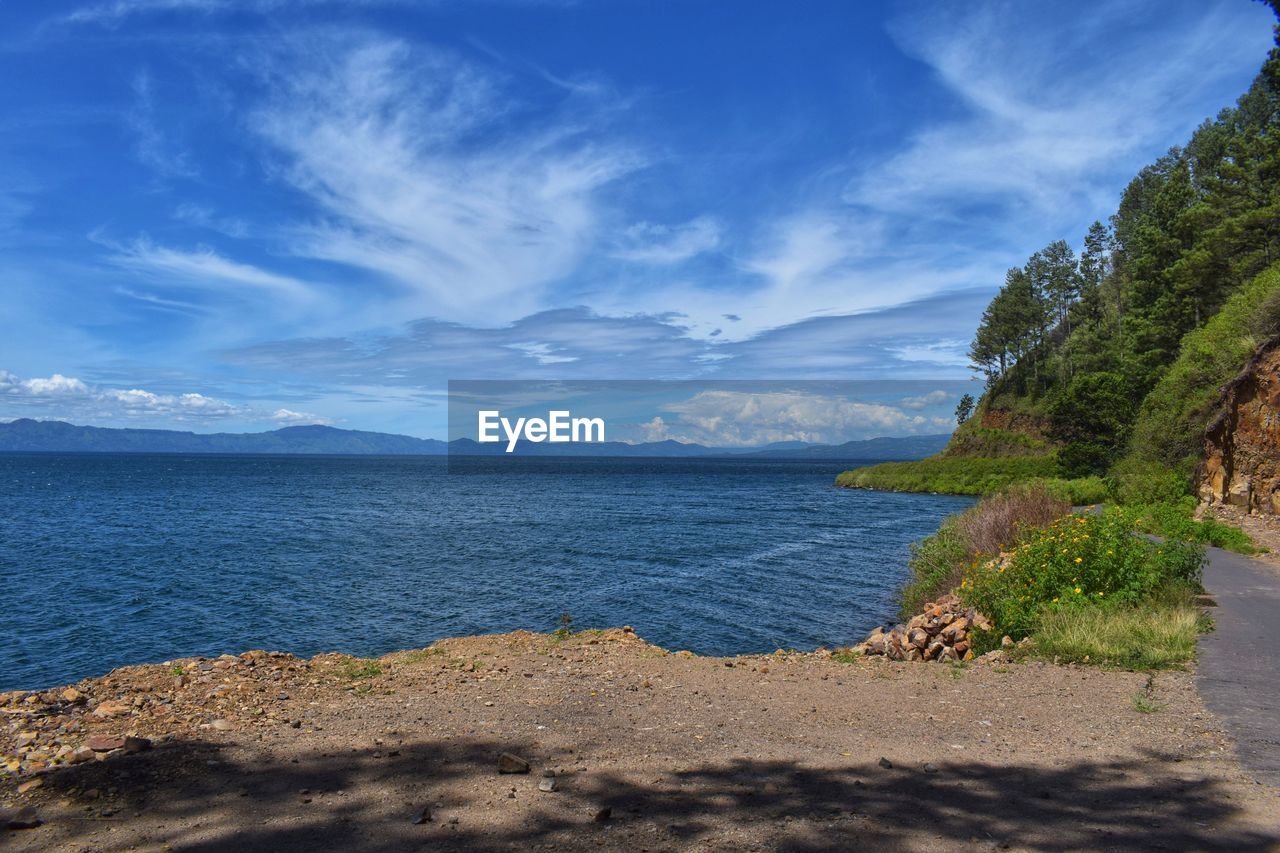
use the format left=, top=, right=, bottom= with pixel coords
left=612, top=217, right=721, bottom=265
left=898, top=389, right=952, bottom=410
left=173, top=203, right=249, bottom=238
left=271, top=407, right=329, bottom=424
left=108, top=238, right=314, bottom=300
left=507, top=341, right=579, bottom=365
left=850, top=1, right=1273, bottom=217
left=654, top=389, right=940, bottom=446
left=0, top=368, right=322, bottom=424
left=247, top=33, right=643, bottom=323
left=637, top=415, right=670, bottom=442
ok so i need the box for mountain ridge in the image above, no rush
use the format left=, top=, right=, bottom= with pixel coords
left=0, top=418, right=950, bottom=460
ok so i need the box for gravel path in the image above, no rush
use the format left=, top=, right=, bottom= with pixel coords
left=1196, top=543, right=1280, bottom=787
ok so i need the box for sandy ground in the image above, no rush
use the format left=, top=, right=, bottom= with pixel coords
left=3, top=629, right=1279, bottom=852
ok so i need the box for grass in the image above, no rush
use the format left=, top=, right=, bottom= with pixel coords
left=831, top=649, right=862, bottom=664
left=1028, top=591, right=1206, bottom=670
left=335, top=658, right=383, bottom=680
left=1126, top=500, right=1259, bottom=555
left=836, top=454, right=1059, bottom=495
left=394, top=647, right=446, bottom=664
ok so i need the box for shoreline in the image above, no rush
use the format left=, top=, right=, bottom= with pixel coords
left=4, top=627, right=1278, bottom=848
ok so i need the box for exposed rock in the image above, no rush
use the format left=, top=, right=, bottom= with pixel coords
left=853, top=595, right=991, bottom=664
left=3, top=805, right=41, bottom=830
left=538, top=777, right=559, bottom=792
left=412, top=806, right=433, bottom=824
left=92, top=700, right=131, bottom=718
left=1199, top=335, right=1280, bottom=515
left=16, top=778, right=43, bottom=794
left=124, top=735, right=152, bottom=753
left=497, top=752, right=530, bottom=774
left=593, top=806, right=612, bottom=822
left=87, top=735, right=126, bottom=752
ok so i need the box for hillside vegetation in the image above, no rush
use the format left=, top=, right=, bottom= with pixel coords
left=841, top=18, right=1280, bottom=505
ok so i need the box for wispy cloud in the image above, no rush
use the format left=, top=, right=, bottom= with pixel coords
left=849, top=0, right=1273, bottom=218
left=107, top=237, right=315, bottom=300
left=245, top=32, right=643, bottom=323
left=127, top=70, right=197, bottom=179
left=60, top=0, right=408, bottom=27
left=714, top=1, right=1276, bottom=342
left=611, top=216, right=721, bottom=265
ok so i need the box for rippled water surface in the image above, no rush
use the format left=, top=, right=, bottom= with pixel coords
left=0, top=453, right=973, bottom=690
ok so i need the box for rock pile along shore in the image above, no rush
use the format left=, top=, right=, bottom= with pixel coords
left=854, top=594, right=992, bottom=662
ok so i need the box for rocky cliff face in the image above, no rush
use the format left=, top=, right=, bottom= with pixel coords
left=1199, top=336, right=1280, bottom=515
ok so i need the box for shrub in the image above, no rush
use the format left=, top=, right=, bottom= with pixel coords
left=897, top=484, right=1069, bottom=618
left=899, top=518, right=970, bottom=619
left=960, top=508, right=1204, bottom=639
left=955, top=484, right=1070, bottom=557
left=1034, top=476, right=1111, bottom=505
left=1127, top=500, right=1259, bottom=554
left=1111, top=459, right=1190, bottom=505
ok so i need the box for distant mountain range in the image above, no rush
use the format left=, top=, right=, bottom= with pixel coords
left=0, top=419, right=950, bottom=461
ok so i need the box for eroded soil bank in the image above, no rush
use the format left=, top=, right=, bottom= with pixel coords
left=3, top=629, right=1278, bottom=851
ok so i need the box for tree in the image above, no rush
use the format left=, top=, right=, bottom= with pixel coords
left=954, top=393, right=975, bottom=425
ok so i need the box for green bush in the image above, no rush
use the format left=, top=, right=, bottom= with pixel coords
left=1110, top=458, right=1191, bottom=505
left=898, top=484, right=1070, bottom=618
left=899, top=517, right=970, bottom=620
left=960, top=508, right=1204, bottom=639
left=1127, top=500, right=1259, bottom=554
left=1034, top=476, right=1110, bottom=505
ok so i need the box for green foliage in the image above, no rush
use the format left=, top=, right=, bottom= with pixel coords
left=1125, top=263, right=1280, bottom=469
left=898, top=484, right=1071, bottom=617
left=1035, top=476, right=1110, bottom=505
left=1032, top=590, right=1205, bottom=671
left=964, top=28, right=1280, bottom=468
left=554, top=611, right=574, bottom=640
left=900, top=517, right=971, bottom=619
left=942, top=425, right=1051, bottom=457
left=1127, top=499, right=1259, bottom=554
left=836, top=455, right=1059, bottom=495
left=960, top=508, right=1205, bottom=640
left=1110, top=459, right=1192, bottom=505
left=954, top=393, right=976, bottom=425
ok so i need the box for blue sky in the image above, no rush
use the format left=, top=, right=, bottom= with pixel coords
left=0, top=0, right=1274, bottom=440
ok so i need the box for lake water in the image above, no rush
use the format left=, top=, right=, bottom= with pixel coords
left=0, top=454, right=973, bottom=691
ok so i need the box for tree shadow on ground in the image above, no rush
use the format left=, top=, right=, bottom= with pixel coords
left=14, top=734, right=1279, bottom=852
